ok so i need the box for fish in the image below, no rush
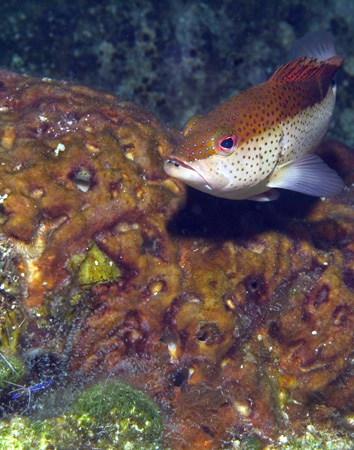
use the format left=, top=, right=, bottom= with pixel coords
left=164, top=31, right=345, bottom=201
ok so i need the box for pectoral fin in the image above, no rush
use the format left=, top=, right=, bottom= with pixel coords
left=267, top=154, right=344, bottom=197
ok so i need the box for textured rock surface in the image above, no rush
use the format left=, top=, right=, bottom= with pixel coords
left=1, top=71, right=354, bottom=449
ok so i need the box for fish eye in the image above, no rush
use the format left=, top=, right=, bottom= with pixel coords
left=217, top=134, right=238, bottom=156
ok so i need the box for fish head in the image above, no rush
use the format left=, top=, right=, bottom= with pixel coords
left=165, top=120, right=238, bottom=193
left=164, top=113, right=270, bottom=197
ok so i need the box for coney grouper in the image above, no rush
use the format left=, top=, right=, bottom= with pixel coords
left=164, top=31, right=345, bottom=201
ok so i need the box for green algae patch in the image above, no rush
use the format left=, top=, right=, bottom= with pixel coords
left=0, top=242, right=25, bottom=352
left=73, top=381, right=164, bottom=446
left=230, top=436, right=263, bottom=449
left=69, top=241, right=120, bottom=286
left=228, top=427, right=354, bottom=450
left=0, top=354, right=25, bottom=389
left=0, top=380, right=165, bottom=450
left=273, top=425, right=354, bottom=450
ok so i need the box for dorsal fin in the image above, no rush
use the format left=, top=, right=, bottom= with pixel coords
left=270, top=56, right=343, bottom=84
left=292, top=31, right=337, bottom=61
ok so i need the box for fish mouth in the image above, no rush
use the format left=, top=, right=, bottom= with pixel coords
left=165, top=157, right=191, bottom=170
left=164, top=157, right=211, bottom=189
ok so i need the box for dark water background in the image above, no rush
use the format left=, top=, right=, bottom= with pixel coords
left=0, top=0, right=353, bottom=144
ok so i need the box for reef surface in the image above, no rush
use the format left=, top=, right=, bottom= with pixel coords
left=0, top=71, right=354, bottom=449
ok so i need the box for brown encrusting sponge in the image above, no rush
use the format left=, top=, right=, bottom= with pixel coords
left=1, top=71, right=354, bottom=449
left=0, top=70, right=185, bottom=309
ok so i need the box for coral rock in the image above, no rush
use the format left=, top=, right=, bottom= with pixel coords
left=1, top=71, right=354, bottom=449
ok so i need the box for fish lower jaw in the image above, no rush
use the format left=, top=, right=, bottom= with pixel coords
left=164, top=159, right=215, bottom=191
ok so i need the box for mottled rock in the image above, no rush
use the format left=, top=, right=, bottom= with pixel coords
left=1, top=71, right=354, bottom=449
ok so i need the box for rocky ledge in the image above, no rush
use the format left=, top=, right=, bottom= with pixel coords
left=0, top=71, right=354, bottom=449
